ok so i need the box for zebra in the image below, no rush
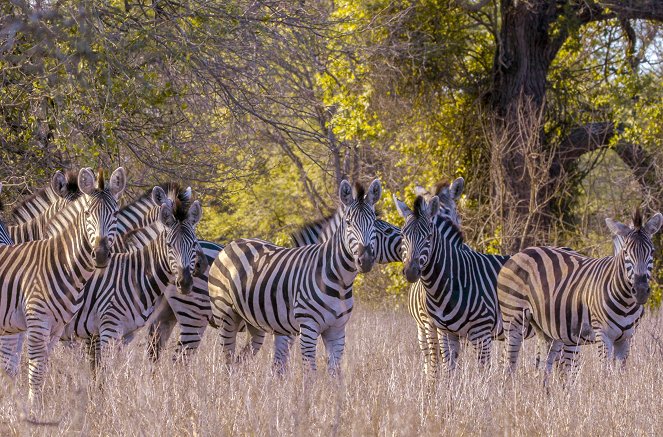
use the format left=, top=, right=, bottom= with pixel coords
left=0, top=167, right=126, bottom=402
left=498, top=208, right=663, bottom=377
left=208, top=179, right=382, bottom=373
left=60, top=192, right=202, bottom=370
left=394, top=178, right=510, bottom=376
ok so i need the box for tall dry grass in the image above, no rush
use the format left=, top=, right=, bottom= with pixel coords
left=2, top=305, right=663, bottom=436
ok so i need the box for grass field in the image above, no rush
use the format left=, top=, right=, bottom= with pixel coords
left=2, top=304, right=663, bottom=436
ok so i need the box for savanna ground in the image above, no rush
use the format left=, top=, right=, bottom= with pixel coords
left=2, top=301, right=663, bottom=436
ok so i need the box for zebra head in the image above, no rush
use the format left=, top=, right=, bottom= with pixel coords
left=606, top=209, right=663, bottom=305
left=156, top=193, right=202, bottom=295
left=78, top=167, right=126, bottom=268
left=414, top=177, right=464, bottom=226
left=339, top=179, right=381, bottom=273
left=394, top=195, right=440, bottom=283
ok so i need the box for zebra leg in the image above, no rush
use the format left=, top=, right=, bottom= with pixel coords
left=0, top=333, right=24, bottom=378
left=613, top=338, right=631, bottom=369
left=174, top=324, right=207, bottom=362
left=321, top=326, right=346, bottom=376
left=217, top=308, right=243, bottom=360
left=146, top=297, right=177, bottom=362
left=424, top=326, right=440, bottom=378
left=272, top=335, right=295, bottom=374
left=441, top=332, right=460, bottom=373
left=504, top=309, right=531, bottom=373
left=470, top=335, right=492, bottom=368
left=85, top=336, right=102, bottom=379
left=238, top=325, right=266, bottom=358
left=25, top=321, right=52, bottom=404
left=299, top=323, right=321, bottom=372
left=416, top=325, right=431, bottom=377
left=558, top=344, right=581, bottom=378
left=597, top=331, right=615, bottom=365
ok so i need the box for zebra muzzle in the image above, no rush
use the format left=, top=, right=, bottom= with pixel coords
left=92, top=236, right=111, bottom=268
left=176, top=267, right=194, bottom=295
left=403, top=264, right=420, bottom=283
left=634, top=276, right=650, bottom=304
left=356, top=244, right=375, bottom=273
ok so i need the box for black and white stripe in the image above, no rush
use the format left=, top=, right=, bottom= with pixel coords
left=208, top=179, right=382, bottom=373
left=498, top=208, right=663, bottom=376
left=395, top=178, right=509, bottom=376
left=0, top=167, right=126, bottom=402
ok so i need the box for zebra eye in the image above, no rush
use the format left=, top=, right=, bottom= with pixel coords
left=84, top=210, right=91, bottom=217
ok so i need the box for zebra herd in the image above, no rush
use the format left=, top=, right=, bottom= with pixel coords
left=0, top=168, right=660, bottom=405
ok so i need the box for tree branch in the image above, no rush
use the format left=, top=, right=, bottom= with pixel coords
left=454, top=0, right=491, bottom=13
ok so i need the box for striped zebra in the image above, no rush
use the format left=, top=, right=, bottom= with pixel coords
left=61, top=192, right=202, bottom=370
left=208, top=179, right=382, bottom=373
left=394, top=178, right=509, bottom=376
left=0, top=167, right=126, bottom=402
left=498, top=208, right=663, bottom=376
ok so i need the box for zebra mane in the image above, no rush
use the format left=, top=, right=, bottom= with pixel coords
left=633, top=207, right=643, bottom=230
left=172, top=197, right=193, bottom=221
left=11, top=171, right=79, bottom=218
left=413, top=196, right=426, bottom=218
left=290, top=211, right=337, bottom=239
left=432, top=180, right=451, bottom=201
left=97, top=169, right=105, bottom=190
left=126, top=182, right=188, bottom=210
left=353, top=182, right=366, bottom=203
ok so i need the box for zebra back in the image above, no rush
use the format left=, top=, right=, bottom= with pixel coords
left=10, top=171, right=81, bottom=224
left=291, top=209, right=401, bottom=263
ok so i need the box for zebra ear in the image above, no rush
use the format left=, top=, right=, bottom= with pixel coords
left=51, top=171, right=68, bottom=197
left=605, top=218, right=631, bottom=237
left=414, top=185, right=429, bottom=198
left=339, top=180, right=353, bottom=207
left=644, top=213, right=663, bottom=236
left=152, top=186, right=168, bottom=207
left=450, top=177, right=464, bottom=200
left=159, top=202, right=176, bottom=227
left=78, top=168, right=96, bottom=195
left=182, top=187, right=192, bottom=202
left=187, top=200, right=203, bottom=226
left=108, top=167, right=127, bottom=200
left=428, top=196, right=440, bottom=217
left=393, top=194, right=411, bottom=219
left=365, top=179, right=382, bottom=206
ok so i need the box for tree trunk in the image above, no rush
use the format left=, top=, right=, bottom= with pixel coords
left=487, top=1, right=558, bottom=253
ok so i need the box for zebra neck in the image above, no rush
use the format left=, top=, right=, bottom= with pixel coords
left=8, top=200, right=63, bottom=242
left=324, top=223, right=359, bottom=289
left=606, top=251, right=637, bottom=306
left=50, top=205, right=96, bottom=275
left=116, top=197, right=159, bottom=236
left=421, top=219, right=464, bottom=289
left=123, top=235, right=174, bottom=308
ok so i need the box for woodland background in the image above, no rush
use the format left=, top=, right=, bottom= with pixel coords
left=1, top=0, right=662, bottom=301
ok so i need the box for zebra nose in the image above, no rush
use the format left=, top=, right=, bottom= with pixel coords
left=404, top=264, right=420, bottom=283
left=357, top=244, right=375, bottom=273
left=92, top=236, right=110, bottom=268
left=634, top=275, right=650, bottom=304
left=176, top=266, right=193, bottom=295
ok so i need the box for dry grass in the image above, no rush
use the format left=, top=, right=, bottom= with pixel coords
left=2, top=305, right=663, bottom=436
